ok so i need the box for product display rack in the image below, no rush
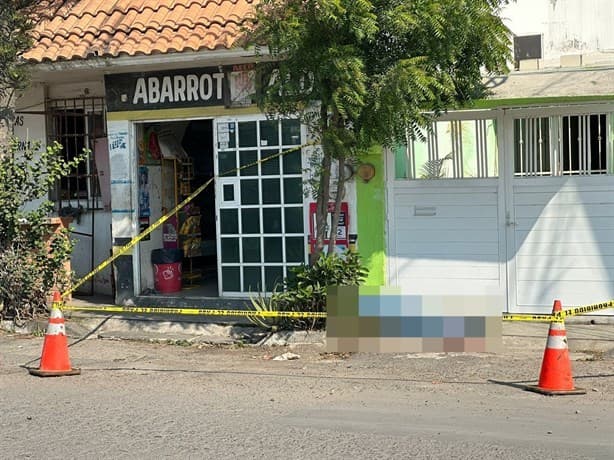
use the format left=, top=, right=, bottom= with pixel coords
left=178, top=159, right=202, bottom=284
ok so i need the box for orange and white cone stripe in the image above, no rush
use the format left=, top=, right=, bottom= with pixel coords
left=45, top=308, right=67, bottom=336
left=543, top=321, right=568, bottom=350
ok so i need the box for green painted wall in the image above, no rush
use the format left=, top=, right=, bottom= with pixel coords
left=469, top=94, right=614, bottom=110
left=356, top=146, right=386, bottom=286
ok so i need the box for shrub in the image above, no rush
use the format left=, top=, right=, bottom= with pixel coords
left=249, top=251, right=368, bottom=331
left=0, top=138, right=85, bottom=323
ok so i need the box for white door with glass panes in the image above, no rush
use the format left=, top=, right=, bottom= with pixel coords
left=215, top=117, right=307, bottom=296
left=507, top=109, right=614, bottom=313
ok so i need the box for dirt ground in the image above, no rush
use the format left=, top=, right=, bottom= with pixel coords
left=1, top=321, right=614, bottom=459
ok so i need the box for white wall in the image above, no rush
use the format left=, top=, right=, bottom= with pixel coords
left=14, top=84, right=47, bottom=212
left=15, top=82, right=114, bottom=296
left=502, top=0, right=614, bottom=67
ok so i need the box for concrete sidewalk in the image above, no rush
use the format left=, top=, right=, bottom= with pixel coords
left=2, top=312, right=613, bottom=362
left=1, top=293, right=613, bottom=355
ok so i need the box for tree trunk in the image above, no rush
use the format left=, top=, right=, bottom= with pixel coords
left=310, top=104, right=332, bottom=264
left=327, top=155, right=346, bottom=255
left=312, top=153, right=331, bottom=264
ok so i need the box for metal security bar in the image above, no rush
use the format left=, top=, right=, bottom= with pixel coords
left=514, top=114, right=609, bottom=177
left=46, top=97, right=106, bottom=211
left=396, top=119, right=498, bottom=179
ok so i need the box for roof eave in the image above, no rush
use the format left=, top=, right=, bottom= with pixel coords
left=26, top=47, right=268, bottom=83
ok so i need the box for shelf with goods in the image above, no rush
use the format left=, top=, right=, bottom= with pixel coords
left=177, top=159, right=202, bottom=284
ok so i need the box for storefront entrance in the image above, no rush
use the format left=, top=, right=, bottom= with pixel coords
left=135, top=115, right=308, bottom=299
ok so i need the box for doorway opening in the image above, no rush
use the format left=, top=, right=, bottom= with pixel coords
left=136, top=118, right=218, bottom=298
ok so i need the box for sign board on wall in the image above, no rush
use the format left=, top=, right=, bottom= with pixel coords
left=104, top=64, right=257, bottom=112
left=12, top=113, right=45, bottom=153
left=309, top=202, right=349, bottom=255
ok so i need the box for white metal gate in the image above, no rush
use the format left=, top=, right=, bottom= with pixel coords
left=387, top=114, right=506, bottom=299
left=505, top=107, right=614, bottom=313
left=388, top=105, right=614, bottom=313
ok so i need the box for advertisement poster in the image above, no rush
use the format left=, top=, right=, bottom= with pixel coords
left=138, top=166, right=150, bottom=218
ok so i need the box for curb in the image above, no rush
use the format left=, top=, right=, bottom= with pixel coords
left=1, top=316, right=326, bottom=347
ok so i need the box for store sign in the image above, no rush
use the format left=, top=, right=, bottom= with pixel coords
left=12, top=113, right=45, bottom=153
left=105, top=67, right=227, bottom=111
left=309, top=202, right=350, bottom=255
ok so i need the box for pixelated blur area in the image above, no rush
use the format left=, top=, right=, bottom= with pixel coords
left=325, top=286, right=502, bottom=353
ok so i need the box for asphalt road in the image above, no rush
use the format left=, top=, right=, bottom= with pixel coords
left=1, top=323, right=614, bottom=459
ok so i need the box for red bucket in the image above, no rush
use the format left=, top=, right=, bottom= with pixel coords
left=153, top=262, right=182, bottom=293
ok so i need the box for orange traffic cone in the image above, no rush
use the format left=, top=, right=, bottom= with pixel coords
left=28, top=292, right=80, bottom=377
left=525, top=300, right=584, bottom=395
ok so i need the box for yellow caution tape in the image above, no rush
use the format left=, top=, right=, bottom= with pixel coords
left=502, top=313, right=562, bottom=323
left=502, top=299, right=614, bottom=322
left=62, top=305, right=326, bottom=318
left=562, top=300, right=614, bottom=318
left=62, top=142, right=314, bottom=299
left=64, top=303, right=611, bottom=321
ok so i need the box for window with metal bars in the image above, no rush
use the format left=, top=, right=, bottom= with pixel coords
left=394, top=119, right=498, bottom=179
left=514, top=114, right=610, bottom=176
left=47, top=97, right=106, bottom=210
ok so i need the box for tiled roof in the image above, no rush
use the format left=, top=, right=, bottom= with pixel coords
left=24, top=0, right=257, bottom=63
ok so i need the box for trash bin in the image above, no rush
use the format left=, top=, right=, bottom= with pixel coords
left=151, top=248, right=183, bottom=293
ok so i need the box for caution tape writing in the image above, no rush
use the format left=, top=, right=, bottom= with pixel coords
left=62, top=305, right=326, bottom=318
left=501, top=313, right=562, bottom=323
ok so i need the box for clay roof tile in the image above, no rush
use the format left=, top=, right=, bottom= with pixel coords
left=24, top=0, right=256, bottom=63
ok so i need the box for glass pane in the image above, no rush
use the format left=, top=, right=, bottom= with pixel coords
left=241, top=179, right=259, bottom=205
left=242, top=208, right=260, bottom=234
left=222, top=267, right=240, bottom=292
left=394, top=145, right=408, bottom=179
left=285, top=266, right=299, bottom=285
left=243, top=266, right=262, bottom=293
left=412, top=126, right=429, bottom=179
left=242, top=237, right=261, bottom=263
left=434, top=121, right=454, bottom=179
left=262, top=178, right=281, bottom=204
left=223, top=183, right=234, bottom=202
left=221, top=238, right=239, bottom=263
left=238, top=121, right=257, bottom=147
left=265, top=266, right=284, bottom=292
left=284, top=207, right=304, bottom=233
left=240, top=150, right=258, bottom=176
left=261, top=149, right=280, bottom=175
left=220, top=209, right=238, bottom=234
left=460, top=120, right=478, bottom=178
left=260, top=120, right=279, bottom=146
left=218, top=151, right=236, bottom=176
left=286, top=236, right=305, bottom=263
left=264, top=237, right=283, bottom=262
left=486, top=120, right=499, bottom=177
left=283, top=178, right=303, bottom=204
left=282, top=148, right=302, bottom=174
left=263, top=208, right=282, bottom=233
left=217, top=122, right=236, bottom=149
left=514, top=118, right=549, bottom=176
left=281, top=119, right=301, bottom=145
